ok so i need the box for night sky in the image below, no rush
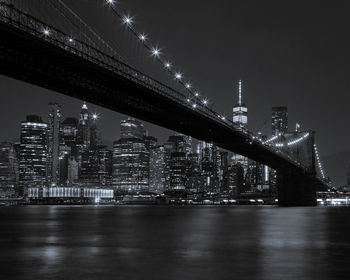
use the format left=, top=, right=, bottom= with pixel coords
left=1, top=0, right=350, bottom=185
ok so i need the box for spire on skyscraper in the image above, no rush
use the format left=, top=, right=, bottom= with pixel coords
left=233, top=79, right=248, bottom=129
left=82, top=102, right=88, bottom=110
left=238, top=79, right=242, bottom=106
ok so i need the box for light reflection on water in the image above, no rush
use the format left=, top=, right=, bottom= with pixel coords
left=1, top=206, right=350, bottom=280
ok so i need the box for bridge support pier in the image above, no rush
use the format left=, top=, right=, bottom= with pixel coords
left=277, top=170, right=317, bottom=206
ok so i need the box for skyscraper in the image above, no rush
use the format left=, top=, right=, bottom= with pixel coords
left=229, top=163, right=245, bottom=194
left=60, top=117, right=78, bottom=156
left=272, top=106, right=288, bottom=135
left=112, top=118, right=149, bottom=192
left=19, top=115, right=47, bottom=195
left=59, top=117, right=78, bottom=185
left=77, top=102, right=90, bottom=151
left=0, top=142, right=18, bottom=197
left=149, top=145, right=166, bottom=193
left=47, top=102, right=61, bottom=185
left=166, top=134, right=192, bottom=191
left=90, top=113, right=100, bottom=148
left=219, top=151, right=229, bottom=192
left=80, top=145, right=112, bottom=187
left=233, top=80, right=248, bottom=130
left=232, top=80, right=249, bottom=176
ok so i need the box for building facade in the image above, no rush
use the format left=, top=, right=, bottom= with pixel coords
left=0, top=142, right=18, bottom=197
left=272, top=106, right=288, bottom=135
left=19, top=115, right=48, bottom=195
left=112, top=118, right=149, bottom=192
left=47, top=102, right=61, bottom=185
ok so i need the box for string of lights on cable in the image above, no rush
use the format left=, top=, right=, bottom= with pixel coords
left=103, top=0, right=211, bottom=112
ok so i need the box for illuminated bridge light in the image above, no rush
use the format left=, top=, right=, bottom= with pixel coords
left=202, top=99, right=208, bottom=105
left=68, top=37, right=74, bottom=43
left=192, top=103, right=197, bottom=108
left=122, top=15, right=133, bottom=26
left=42, top=28, right=50, bottom=36
left=185, top=83, right=191, bottom=89
left=164, top=62, right=171, bottom=69
left=194, top=92, right=199, bottom=97
left=139, top=33, right=147, bottom=41
left=175, top=72, right=182, bottom=80
left=106, top=0, right=116, bottom=5
left=151, top=47, right=161, bottom=57
left=186, top=98, right=190, bottom=102
left=263, top=134, right=280, bottom=144
left=286, top=132, right=310, bottom=146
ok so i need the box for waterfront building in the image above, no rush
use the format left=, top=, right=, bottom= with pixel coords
left=229, top=163, right=244, bottom=194
left=165, top=134, right=192, bottom=191
left=19, top=115, right=47, bottom=195
left=97, top=145, right=113, bottom=186
left=47, top=102, right=61, bottom=186
left=219, top=151, right=229, bottom=192
left=27, top=186, right=113, bottom=200
left=0, top=142, right=18, bottom=197
left=272, top=106, right=288, bottom=135
left=149, top=145, right=166, bottom=193
left=80, top=145, right=112, bottom=187
left=58, top=144, right=70, bottom=186
left=80, top=148, right=100, bottom=186
left=112, top=118, right=149, bottom=192
left=67, top=157, right=79, bottom=186
left=169, top=152, right=188, bottom=190
left=186, top=152, right=203, bottom=192
left=200, top=142, right=220, bottom=192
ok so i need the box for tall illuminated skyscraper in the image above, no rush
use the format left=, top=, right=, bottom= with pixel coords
left=90, top=113, right=100, bottom=148
left=60, top=117, right=78, bottom=156
left=0, top=142, right=18, bottom=197
left=19, top=115, right=47, bottom=195
left=149, top=145, right=166, bottom=193
left=112, top=118, right=149, bottom=192
left=47, top=102, right=61, bottom=185
left=233, top=80, right=248, bottom=130
left=272, top=106, right=288, bottom=135
left=77, top=102, right=90, bottom=150
left=232, top=80, right=248, bottom=175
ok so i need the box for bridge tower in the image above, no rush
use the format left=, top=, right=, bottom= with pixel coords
left=276, top=130, right=317, bottom=206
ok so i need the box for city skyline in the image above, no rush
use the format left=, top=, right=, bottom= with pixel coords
left=1, top=2, right=350, bottom=279
left=1, top=0, right=350, bottom=186
left=0, top=80, right=342, bottom=185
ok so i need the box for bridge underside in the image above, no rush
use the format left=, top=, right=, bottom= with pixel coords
left=0, top=22, right=322, bottom=206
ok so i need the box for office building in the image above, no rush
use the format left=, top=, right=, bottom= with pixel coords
left=19, top=115, right=47, bottom=195
left=0, top=142, right=18, bottom=197
left=47, top=102, right=61, bottom=185
left=272, top=106, right=288, bottom=135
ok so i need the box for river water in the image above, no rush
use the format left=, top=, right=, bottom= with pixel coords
left=0, top=205, right=349, bottom=280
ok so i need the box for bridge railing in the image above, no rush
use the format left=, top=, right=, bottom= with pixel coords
left=0, top=2, right=309, bottom=171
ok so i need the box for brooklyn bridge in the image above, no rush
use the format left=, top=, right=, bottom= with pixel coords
left=0, top=0, right=329, bottom=206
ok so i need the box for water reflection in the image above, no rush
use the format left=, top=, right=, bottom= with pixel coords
left=0, top=206, right=350, bottom=280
